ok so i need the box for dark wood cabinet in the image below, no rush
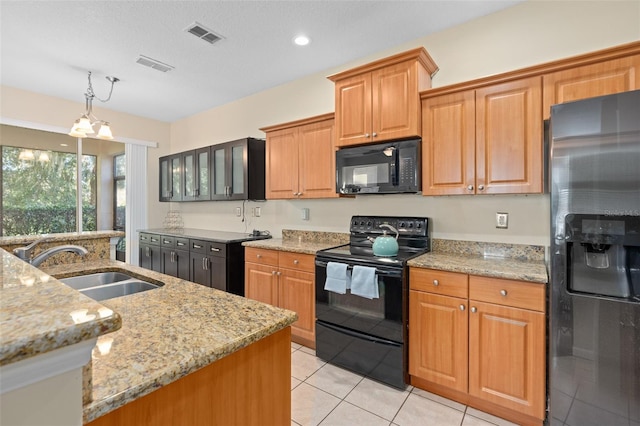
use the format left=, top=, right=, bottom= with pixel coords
left=159, top=154, right=183, bottom=202
left=139, top=231, right=251, bottom=296
left=139, top=233, right=162, bottom=272
left=160, top=137, right=265, bottom=202
left=160, top=235, right=190, bottom=280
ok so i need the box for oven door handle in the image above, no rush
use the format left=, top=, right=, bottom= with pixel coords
left=315, top=260, right=402, bottom=278
left=316, top=320, right=401, bottom=347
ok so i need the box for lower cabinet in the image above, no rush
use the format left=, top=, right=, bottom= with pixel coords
left=245, top=247, right=316, bottom=348
left=139, top=233, right=161, bottom=272
left=160, top=236, right=190, bottom=280
left=138, top=232, right=246, bottom=296
left=409, top=268, right=546, bottom=425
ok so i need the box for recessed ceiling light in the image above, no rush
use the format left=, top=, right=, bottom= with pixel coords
left=293, top=35, right=311, bottom=46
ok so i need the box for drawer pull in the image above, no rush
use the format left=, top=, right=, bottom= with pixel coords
left=471, top=307, right=477, bottom=313
left=193, top=244, right=202, bottom=249
left=163, top=239, right=170, bottom=244
left=433, top=279, right=439, bottom=286
left=177, top=242, right=185, bottom=246
left=459, top=304, right=465, bottom=311
left=211, top=247, right=221, bottom=252
left=500, top=289, right=508, bottom=296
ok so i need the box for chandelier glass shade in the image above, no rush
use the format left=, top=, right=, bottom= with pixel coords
left=68, top=71, right=119, bottom=140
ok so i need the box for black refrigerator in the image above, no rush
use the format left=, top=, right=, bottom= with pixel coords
left=549, top=90, right=640, bottom=425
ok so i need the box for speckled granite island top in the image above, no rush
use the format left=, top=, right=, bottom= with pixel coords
left=40, top=260, right=298, bottom=424
left=0, top=249, right=122, bottom=366
left=408, top=239, right=548, bottom=284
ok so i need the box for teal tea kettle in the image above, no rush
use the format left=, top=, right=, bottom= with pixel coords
left=368, top=224, right=399, bottom=257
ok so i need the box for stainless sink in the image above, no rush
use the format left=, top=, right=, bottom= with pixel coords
left=59, top=271, right=162, bottom=301
left=59, top=272, right=134, bottom=290
left=80, top=281, right=160, bottom=301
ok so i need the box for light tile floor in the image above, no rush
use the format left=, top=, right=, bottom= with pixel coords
left=290, top=342, right=520, bottom=426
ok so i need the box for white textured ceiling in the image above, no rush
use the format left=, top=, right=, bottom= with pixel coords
left=1, top=1, right=521, bottom=123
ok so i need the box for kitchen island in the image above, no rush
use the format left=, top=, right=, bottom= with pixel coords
left=2, top=251, right=297, bottom=426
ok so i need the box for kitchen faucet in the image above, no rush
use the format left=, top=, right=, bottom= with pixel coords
left=13, top=237, right=88, bottom=267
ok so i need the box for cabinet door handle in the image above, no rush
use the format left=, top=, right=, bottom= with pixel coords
left=257, top=254, right=262, bottom=258
left=171, top=251, right=175, bottom=263
left=478, top=185, right=485, bottom=191
left=146, top=246, right=150, bottom=257
left=293, top=260, right=299, bottom=265
left=459, top=304, right=465, bottom=311
left=433, top=279, right=439, bottom=286
left=277, top=271, right=282, bottom=276
left=500, top=289, right=508, bottom=296
left=205, top=258, right=209, bottom=271
left=372, top=132, right=377, bottom=137
left=471, top=307, right=477, bottom=313
left=365, top=133, right=370, bottom=138
left=467, top=185, right=474, bottom=191
left=272, top=271, right=277, bottom=276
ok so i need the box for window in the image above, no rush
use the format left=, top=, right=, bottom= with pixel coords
left=113, top=153, right=125, bottom=231
left=1, top=145, right=97, bottom=236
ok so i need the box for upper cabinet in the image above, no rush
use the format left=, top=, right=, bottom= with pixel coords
left=210, top=137, right=266, bottom=201
left=420, top=41, right=640, bottom=197
left=261, top=113, right=338, bottom=200
left=159, top=154, right=183, bottom=202
left=328, top=48, right=438, bottom=147
left=542, top=55, right=640, bottom=119
left=422, top=77, right=543, bottom=195
left=159, top=137, right=265, bottom=202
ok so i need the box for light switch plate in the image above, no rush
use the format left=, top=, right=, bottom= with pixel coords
left=235, top=207, right=241, bottom=217
left=496, top=212, right=509, bottom=229
left=254, top=207, right=261, bottom=217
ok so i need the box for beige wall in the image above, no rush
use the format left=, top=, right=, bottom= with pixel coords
left=166, top=0, right=640, bottom=246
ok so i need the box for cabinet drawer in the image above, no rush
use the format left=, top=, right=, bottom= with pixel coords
left=140, top=232, right=160, bottom=246
left=190, top=239, right=208, bottom=254
left=278, top=251, right=315, bottom=272
left=469, top=276, right=545, bottom=312
left=161, top=235, right=176, bottom=247
left=175, top=237, right=189, bottom=250
left=245, top=247, right=279, bottom=266
left=410, top=268, right=468, bottom=298
left=207, top=242, right=227, bottom=258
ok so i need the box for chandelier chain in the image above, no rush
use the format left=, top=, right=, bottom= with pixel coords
left=86, top=71, right=116, bottom=103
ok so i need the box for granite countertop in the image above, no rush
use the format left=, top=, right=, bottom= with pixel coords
left=408, top=240, right=548, bottom=283
left=0, top=249, right=122, bottom=367
left=139, top=228, right=272, bottom=244
left=0, top=230, right=124, bottom=247
left=40, top=260, right=297, bottom=424
left=242, top=229, right=349, bottom=255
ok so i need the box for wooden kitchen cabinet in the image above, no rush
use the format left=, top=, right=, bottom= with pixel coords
left=421, top=76, right=543, bottom=195
left=542, top=55, right=640, bottom=119
left=409, top=268, right=546, bottom=425
left=159, top=154, right=182, bottom=202
left=139, top=233, right=161, bottom=272
left=329, top=48, right=438, bottom=147
left=160, top=235, right=190, bottom=280
left=261, top=113, right=337, bottom=200
left=245, top=247, right=316, bottom=347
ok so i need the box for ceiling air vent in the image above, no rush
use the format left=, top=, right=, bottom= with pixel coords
left=185, top=22, right=224, bottom=45
left=136, top=55, right=175, bottom=73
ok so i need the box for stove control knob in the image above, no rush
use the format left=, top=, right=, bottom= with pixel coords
left=416, top=222, right=422, bottom=229
left=367, top=221, right=372, bottom=227
left=399, top=222, right=405, bottom=229
left=408, top=222, right=414, bottom=229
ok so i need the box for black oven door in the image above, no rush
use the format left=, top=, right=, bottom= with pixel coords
left=314, top=258, right=407, bottom=389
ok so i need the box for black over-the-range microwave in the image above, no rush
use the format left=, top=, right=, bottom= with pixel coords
left=335, top=138, right=421, bottom=195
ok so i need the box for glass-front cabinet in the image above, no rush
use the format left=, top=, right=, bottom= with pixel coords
left=183, top=147, right=210, bottom=201
left=159, top=154, right=182, bottom=202
left=159, top=137, right=265, bottom=202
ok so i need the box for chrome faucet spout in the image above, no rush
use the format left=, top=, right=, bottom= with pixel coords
left=12, top=236, right=53, bottom=261
left=30, top=245, right=89, bottom=267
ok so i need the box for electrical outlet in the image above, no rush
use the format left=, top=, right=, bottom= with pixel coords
left=301, top=208, right=309, bottom=221
left=496, top=212, right=509, bottom=229
left=255, top=207, right=261, bottom=217
left=235, top=207, right=241, bottom=217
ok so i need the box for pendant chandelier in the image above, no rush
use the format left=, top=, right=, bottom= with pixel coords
left=68, top=71, right=119, bottom=140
